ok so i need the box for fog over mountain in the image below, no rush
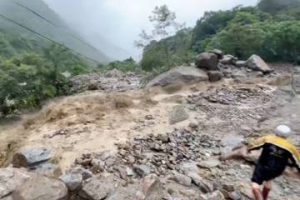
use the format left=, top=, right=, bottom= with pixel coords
left=43, top=0, right=257, bottom=60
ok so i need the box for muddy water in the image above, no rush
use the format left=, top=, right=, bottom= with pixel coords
left=0, top=119, right=27, bottom=166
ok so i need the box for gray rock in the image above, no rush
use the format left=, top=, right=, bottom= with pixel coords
left=209, top=49, right=224, bottom=59
left=169, top=105, right=189, bottom=125
left=220, top=55, right=237, bottom=65
left=12, top=147, right=52, bottom=168
left=146, top=66, right=208, bottom=88
left=69, top=166, right=93, bottom=181
left=133, top=164, right=151, bottom=177
left=187, top=172, right=213, bottom=193
left=173, top=173, right=192, bottom=186
left=236, top=61, right=246, bottom=68
left=32, top=163, right=62, bottom=178
left=79, top=175, right=119, bottom=200
left=59, top=173, right=83, bottom=191
left=106, top=185, right=139, bottom=200
left=292, top=74, right=300, bottom=94
left=0, top=168, right=31, bottom=198
left=200, top=190, right=225, bottom=200
left=245, top=55, right=272, bottom=74
left=195, top=53, right=219, bottom=71
left=0, top=168, right=68, bottom=200
left=198, top=158, right=221, bottom=169
left=140, top=174, right=163, bottom=200
left=179, top=161, right=199, bottom=173
left=208, top=71, right=223, bottom=82
left=228, top=191, right=243, bottom=200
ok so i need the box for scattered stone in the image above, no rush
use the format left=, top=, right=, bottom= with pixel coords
left=59, top=173, right=83, bottom=191
left=208, top=71, right=223, bottom=82
left=146, top=66, right=208, bottom=88
left=220, top=55, right=237, bottom=65
left=235, top=61, right=246, bottom=68
left=69, top=166, right=93, bottom=181
left=195, top=52, right=219, bottom=71
left=173, top=173, right=192, bottom=186
left=32, top=162, right=62, bottom=178
left=106, top=185, right=139, bottom=200
left=169, top=105, right=189, bottom=125
left=12, top=146, right=52, bottom=168
left=200, top=190, right=225, bottom=200
left=198, top=158, right=221, bottom=169
left=228, top=190, right=243, bottom=200
left=245, top=55, right=272, bottom=74
left=187, top=172, right=213, bottom=193
left=179, top=161, right=199, bottom=173
left=70, top=70, right=141, bottom=93
left=133, top=164, right=151, bottom=177
left=79, top=175, right=119, bottom=200
left=140, top=174, right=163, bottom=200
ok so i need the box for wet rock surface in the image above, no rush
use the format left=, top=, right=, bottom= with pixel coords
left=146, top=66, right=208, bottom=88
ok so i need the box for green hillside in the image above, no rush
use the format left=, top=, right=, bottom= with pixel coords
left=0, top=0, right=111, bottom=116
left=0, top=0, right=110, bottom=63
left=140, top=0, right=300, bottom=71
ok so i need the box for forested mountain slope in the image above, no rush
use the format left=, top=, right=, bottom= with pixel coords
left=140, top=0, right=300, bottom=71
left=0, top=0, right=110, bottom=63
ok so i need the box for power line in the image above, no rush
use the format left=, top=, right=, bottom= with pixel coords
left=0, top=13, right=101, bottom=64
left=11, top=0, right=103, bottom=55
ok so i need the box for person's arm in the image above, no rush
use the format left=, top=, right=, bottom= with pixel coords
left=247, top=137, right=266, bottom=153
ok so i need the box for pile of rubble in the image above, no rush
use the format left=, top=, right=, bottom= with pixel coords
left=74, top=128, right=221, bottom=178
left=186, top=86, right=274, bottom=137
left=70, top=69, right=141, bottom=93
left=187, top=86, right=272, bottom=106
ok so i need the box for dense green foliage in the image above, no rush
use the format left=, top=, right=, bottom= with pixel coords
left=100, top=58, right=140, bottom=73
left=140, top=0, right=300, bottom=71
left=0, top=32, right=92, bottom=116
left=0, top=0, right=110, bottom=116
left=141, top=29, right=196, bottom=71
left=0, top=0, right=109, bottom=63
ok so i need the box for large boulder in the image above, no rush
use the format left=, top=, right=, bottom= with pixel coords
left=12, top=146, right=52, bottom=168
left=245, top=55, right=272, bottom=74
left=146, top=66, right=208, bottom=88
left=0, top=168, right=68, bottom=200
left=195, top=53, right=219, bottom=70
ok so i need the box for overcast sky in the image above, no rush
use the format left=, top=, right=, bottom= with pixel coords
left=43, top=0, right=258, bottom=59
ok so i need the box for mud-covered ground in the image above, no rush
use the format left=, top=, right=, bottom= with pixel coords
left=0, top=65, right=300, bottom=200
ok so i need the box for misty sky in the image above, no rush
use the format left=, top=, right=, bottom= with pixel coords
left=43, top=0, right=258, bottom=59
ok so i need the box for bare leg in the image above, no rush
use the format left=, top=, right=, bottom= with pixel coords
left=262, top=181, right=272, bottom=200
left=252, top=182, right=263, bottom=200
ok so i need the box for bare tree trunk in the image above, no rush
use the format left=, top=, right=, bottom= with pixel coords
left=163, top=40, right=171, bottom=70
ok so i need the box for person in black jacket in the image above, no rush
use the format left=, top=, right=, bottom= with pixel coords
left=247, top=125, right=300, bottom=200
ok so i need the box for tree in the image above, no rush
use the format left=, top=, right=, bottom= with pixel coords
left=135, top=5, right=184, bottom=70
left=258, top=0, right=300, bottom=14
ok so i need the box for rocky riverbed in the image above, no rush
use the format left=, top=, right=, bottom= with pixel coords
left=1, top=52, right=300, bottom=200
